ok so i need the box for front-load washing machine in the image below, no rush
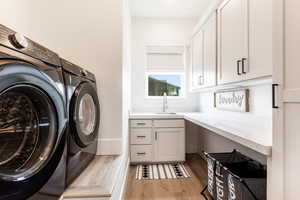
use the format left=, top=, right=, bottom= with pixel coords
left=61, top=59, right=100, bottom=186
left=0, top=24, right=68, bottom=200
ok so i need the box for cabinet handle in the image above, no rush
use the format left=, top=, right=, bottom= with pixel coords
left=242, top=58, right=247, bottom=74
left=198, top=76, right=202, bottom=85
left=137, top=135, right=146, bottom=138
left=137, top=122, right=146, bottom=126
left=198, top=75, right=203, bottom=85
left=272, top=84, right=279, bottom=109
left=237, top=60, right=242, bottom=75
left=137, top=152, right=146, bottom=156
left=200, top=75, right=204, bottom=85
left=155, top=131, right=157, bottom=140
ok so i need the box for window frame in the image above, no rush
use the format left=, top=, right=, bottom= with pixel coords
left=144, top=72, right=186, bottom=99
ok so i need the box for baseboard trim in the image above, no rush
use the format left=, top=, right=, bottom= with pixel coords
left=97, top=138, right=122, bottom=155
left=119, top=158, right=130, bottom=200
left=186, top=144, right=200, bottom=154
left=110, top=156, right=130, bottom=200
left=196, top=152, right=207, bottom=161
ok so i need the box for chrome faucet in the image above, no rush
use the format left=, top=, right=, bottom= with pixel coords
left=163, top=92, right=168, bottom=113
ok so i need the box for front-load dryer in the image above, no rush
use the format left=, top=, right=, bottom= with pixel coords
left=61, top=59, right=100, bottom=186
left=0, top=24, right=68, bottom=200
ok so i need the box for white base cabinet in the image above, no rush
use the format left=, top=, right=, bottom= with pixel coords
left=130, top=119, right=185, bottom=163
left=131, top=145, right=153, bottom=163
left=154, top=128, right=185, bottom=162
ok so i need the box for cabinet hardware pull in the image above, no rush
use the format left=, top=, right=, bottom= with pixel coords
left=237, top=60, right=242, bottom=75
left=200, top=75, right=204, bottom=85
left=137, top=122, right=146, bottom=125
left=137, top=136, right=146, bottom=138
left=272, top=84, right=279, bottom=109
left=155, top=131, right=157, bottom=140
left=198, top=75, right=202, bottom=85
left=137, top=152, right=146, bottom=155
left=242, top=58, right=247, bottom=74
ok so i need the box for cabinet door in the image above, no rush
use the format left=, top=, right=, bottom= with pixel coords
left=218, top=0, right=248, bottom=84
left=271, top=0, right=300, bottom=199
left=246, top=0, right=272, bottom=79
left=154, top=128, right=185, bottom=162
left=203, top=12, right=217, bottom=87
left=191, top=30, right=204, bottom=88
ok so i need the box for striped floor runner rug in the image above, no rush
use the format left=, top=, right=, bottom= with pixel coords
left=136, top=163, right=191, bottom=180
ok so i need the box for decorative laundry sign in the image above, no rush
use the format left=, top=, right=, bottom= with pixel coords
left=214, top=89, right=249, bottom=112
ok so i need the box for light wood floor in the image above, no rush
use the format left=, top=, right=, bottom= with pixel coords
left=124, top=154, right=211, bottom=200
left=63, top=155, right=122, bottom=199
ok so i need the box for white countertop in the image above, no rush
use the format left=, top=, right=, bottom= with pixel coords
left=128, top=112, right=185, bottom=119
left=129, top=112, right=272, bottom=156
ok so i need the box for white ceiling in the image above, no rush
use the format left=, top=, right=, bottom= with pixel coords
left=130, top=0, right=215, bottom=19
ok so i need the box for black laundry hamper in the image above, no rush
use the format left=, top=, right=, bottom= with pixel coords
left=201, top=150, right=267, bottom=200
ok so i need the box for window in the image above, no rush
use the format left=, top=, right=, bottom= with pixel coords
left=145, top=45, right=185, bottom=98
left=147, top=73, right=183, bottom=97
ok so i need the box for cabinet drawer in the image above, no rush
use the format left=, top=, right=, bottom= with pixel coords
left=131, top=128, right=152, bottom=145
left=153, top=119, right=185, bottom=128
left=131, top=145, right=153, bottom=162
left=130, top=120, right=152, bottom=128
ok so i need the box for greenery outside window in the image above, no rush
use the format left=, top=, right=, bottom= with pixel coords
left=146, top=73, right=184, bottom=98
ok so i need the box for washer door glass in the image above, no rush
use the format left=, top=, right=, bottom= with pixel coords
left=78, top=94, right=96, bottom=136
left=0, top=85, right=57, bottom=181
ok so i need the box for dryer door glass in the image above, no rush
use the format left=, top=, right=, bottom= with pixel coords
left=78, top=94, right=96, bottom=136
left=0, top=85, right=57, bottom=181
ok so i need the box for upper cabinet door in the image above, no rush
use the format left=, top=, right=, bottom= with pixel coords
left=203, top=12, right=217, bottom=87
left=218, top=0, right=248, bottom=84
left=190, top=12, right=217, bottom=90
left=191, top=30, right=204, bottom=88
left=246, top=0, right=272, bottom=79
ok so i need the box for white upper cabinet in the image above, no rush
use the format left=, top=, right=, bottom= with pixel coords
left=246, top=0, right=272, bottom=80
left=203, top=12, right=217, bottom=87
left=217, top=0, right=272, bottom=84
left=191, top=12, right=217, bottom=90
left=217, top=0, right=248, bottom=84
left=190, top=0, right=272, bottom=88
left=191, top=29, right=204, bottom=88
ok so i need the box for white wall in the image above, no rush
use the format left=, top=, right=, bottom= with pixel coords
left=131, top=18, right=199, bottom=112
left=1, top=0, right=124, bottom=155
left=122, top=0, right=132, bottom=157
left=111, top=0, right=131, bottom=198
left=1, top=0, right=32, bottom=34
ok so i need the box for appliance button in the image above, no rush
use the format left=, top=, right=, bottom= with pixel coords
left=10, top=33, right=29, bottom=49
left=81, top=69, right=88, bottom=76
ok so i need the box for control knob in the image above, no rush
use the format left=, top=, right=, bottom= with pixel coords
left=10, top=33, right=28, bottom=49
